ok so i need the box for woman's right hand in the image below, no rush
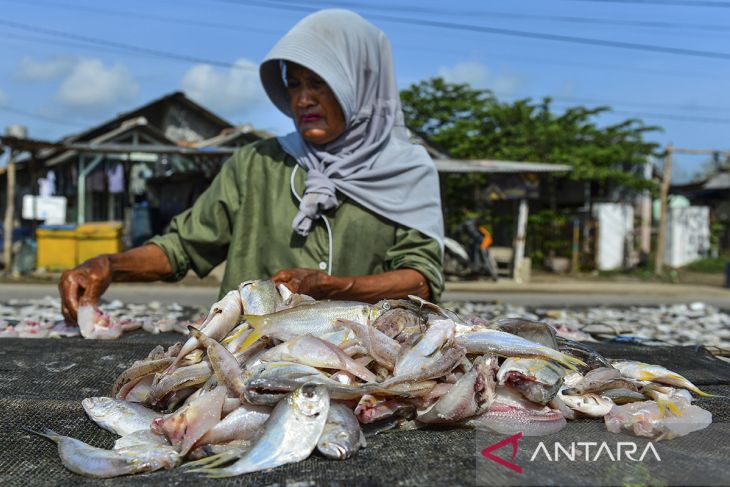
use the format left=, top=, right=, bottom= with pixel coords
left=58, top=255, right=112, bottom=326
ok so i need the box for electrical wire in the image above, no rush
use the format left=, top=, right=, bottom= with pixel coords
left=0, top=18, right=256, bottom=70
left=219, top=0, right=730, bottom=61
left=0, top=104, right=86, bottom=127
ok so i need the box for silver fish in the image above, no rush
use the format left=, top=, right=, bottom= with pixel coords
left=417, top=355, right=498, bottom=424
left=239, top=280, right=282, bottom=315
left=113, top=430, right=169, bottom=450
left=27, top=428, right=179, bottom=478
left=317, top=401, right=366, bottom=460
left=189, top=383, right=330, bottom=478
left=188, top=326, right=247, bottom=397
left=239, top=300, right=380, bottom=351
left=261, top=334, right=377, bottom=382
left=611, top=360, right=715, bottom=397
left=153, top=385, right=227, bottom=455
left=456, top=330, right=585, bottom=370
left=389, top=318, right=463, bottom=384
left=194, top=403, right=271, bottom=448
left=174, top=290, right=242, bottom=366
left=497, top=357, right=565, bottom=405
left=336, top=318, right=401, bottom=370
left=81, top=397, right=161, bottom=436
left=558, top=391, right=614, bottom=417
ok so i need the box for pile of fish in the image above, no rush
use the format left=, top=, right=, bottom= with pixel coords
left=28, top=281, right=716, bottom=478
left=0, top=297, right=199, bottom=339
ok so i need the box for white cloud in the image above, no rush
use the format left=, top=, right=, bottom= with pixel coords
left=16, top=56, right=76, bottom=81
left=180, top=58, right=263, bottom=116
left=55, top=59, right=138, bottom=114
left=437, top=60, right=523, bottom=96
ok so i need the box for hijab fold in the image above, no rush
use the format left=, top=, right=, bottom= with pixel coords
left=260, top=9, right=444, bottom=251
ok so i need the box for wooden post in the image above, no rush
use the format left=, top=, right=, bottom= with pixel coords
left=655, top=145, right=673, bottom=275
left=513, top=198, right=528, bottom=283
left=640, top=159, right=652, bottom=258
left=3, top=149, right=16, bottom=274
left=571, top=218, right=580, bottom=273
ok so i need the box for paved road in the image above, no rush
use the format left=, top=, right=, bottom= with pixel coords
left=2, top=281, right=728, bottom=309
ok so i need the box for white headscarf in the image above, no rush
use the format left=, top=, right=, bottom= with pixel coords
left=259, top=9, right=444, bottom=251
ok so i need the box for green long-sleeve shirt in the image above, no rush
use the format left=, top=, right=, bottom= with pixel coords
left=148, top=138, right=444, bottom=300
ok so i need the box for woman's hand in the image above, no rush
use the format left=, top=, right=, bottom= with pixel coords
left=58, top=255, right=113, bottom=326
left=271, top=268, right=430, bottom=303
left=58, top=244, right=174, bottom=326
left=271, top=268, right=333, bottom=299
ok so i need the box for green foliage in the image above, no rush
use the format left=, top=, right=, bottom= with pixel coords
left=401, top=77, right=661, bottom=193
left=527, top=209, right=571, bottom=262
left=684, top=256, right=730, bottom=273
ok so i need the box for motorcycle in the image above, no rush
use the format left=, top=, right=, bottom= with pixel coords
left=443, top=219, right=499, bottom=281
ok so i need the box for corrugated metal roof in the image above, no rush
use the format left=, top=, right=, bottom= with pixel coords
left=704, top=173, right=730, bottom=190
left=434, top=158, right=572, bottom=174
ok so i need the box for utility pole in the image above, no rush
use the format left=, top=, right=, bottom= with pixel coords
left=3, top=148, right=16, bottom=274
left=655, top=145, right=672, bottom=275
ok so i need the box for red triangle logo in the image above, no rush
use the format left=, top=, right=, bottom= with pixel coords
left=481, top=432, right=523, bottom=474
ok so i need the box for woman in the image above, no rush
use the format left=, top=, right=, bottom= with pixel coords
left=59, top=9, right=444, bottom=325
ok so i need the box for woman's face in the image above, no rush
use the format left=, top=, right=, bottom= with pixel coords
left=286, top=63, right=346, bottom=145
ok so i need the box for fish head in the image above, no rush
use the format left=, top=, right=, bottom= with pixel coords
left=290, top=383, right=330, bottom=419
left=239, top=280, right=281, bottom=315
left=318, top=430, right=355, bottom=459
left=81, top=396, right=116, bottom=417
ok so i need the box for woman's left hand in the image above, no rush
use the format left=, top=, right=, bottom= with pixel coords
left=271, top=268, right=333, bottom=298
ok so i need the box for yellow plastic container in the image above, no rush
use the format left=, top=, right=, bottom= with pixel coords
left=36, top=225, right=78, bottom=270
left=75, top=222, right=123, bottom=264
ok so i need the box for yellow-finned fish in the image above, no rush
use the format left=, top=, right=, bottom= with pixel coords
left=611, top=360, right=716, bottom=397
left=239, top=301, right=381, bottom=351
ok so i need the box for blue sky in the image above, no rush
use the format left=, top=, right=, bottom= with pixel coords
left=1, top=0, right=730, bottom=182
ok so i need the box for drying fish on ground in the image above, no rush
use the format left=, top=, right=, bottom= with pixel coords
left=28, top=281, right=716, bottom=479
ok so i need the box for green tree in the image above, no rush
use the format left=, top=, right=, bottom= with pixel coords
left=401, top=77, right=661, bottom=242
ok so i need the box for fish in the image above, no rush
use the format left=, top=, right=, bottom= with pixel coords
left=497, top=357, right=565, bottom=405
left=455, top=330, right=585, bottom=370
left=388, top=318, right=464, bottom=384
left=194, top=403, right=271, bottom=448
left=77, top=305, right=122, bottom=340
left=239, top=280, right=282, bottom=315
left=188, top=326, right=247, bottom=397
left=556, top=337, right=612, bottom=372
left=152, top=385, right=227, bottom=456
left=113, top=357, right=175, bottom=399
left=26, top=428, right=179, bottom=478
left=605, top=398, right=712, bottom=440
left=173, top=290, right=242, bottom=366
left=239, top=301, right=380, bottom=351
left=611, top=360, right=716, bottom=397
left=147, top=361, right=212, bottom=407
left=317, top=401, right=366, bottom=460
left=417, top=355, right=498, bottom=424
left=81, top=397, right=161, bottom=436
left=188, top=383, right=330, bottom=478
left=355, top=395, right=416, bottom=424
left=558, top=391, right=615, bottom=417
left=494, top=318, right=558, bottom=349
left=336, top=318, right=401, bottom=370
left=371, top=307, right=422, bottom=339
left=260, top=334, right=377, bottom=382
left=113, top=430, right=169, bottom=450
left=464, top=386, right=567, bottom=436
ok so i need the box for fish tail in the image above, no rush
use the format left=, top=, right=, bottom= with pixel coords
left=187, top=325, right=202, bottom=339
left=691, top=386, right=719, bottom=398
left=23, top=427, right=59, bottom=443
left=559, top=353, right=585, bottom=372
left=237, top=315, right=265, bottom=352
left=655, top=399, right=683, bottom=417
left=221, top=325, right=247, bottom=345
